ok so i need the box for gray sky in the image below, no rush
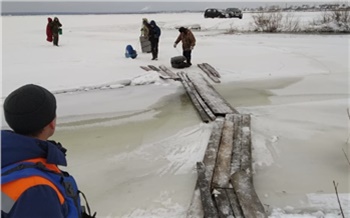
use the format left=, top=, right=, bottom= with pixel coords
left=1, top=1, right=344, bottom=14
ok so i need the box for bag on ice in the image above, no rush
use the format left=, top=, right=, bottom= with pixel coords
left=125, top=45, right=137, bottom=59
left=171, top=56, right=189, bottom=69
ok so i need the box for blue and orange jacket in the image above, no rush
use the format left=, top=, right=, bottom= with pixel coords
left=1, top=130, right=82, bottom=218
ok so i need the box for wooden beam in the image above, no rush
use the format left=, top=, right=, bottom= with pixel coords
left=178, top=72, right=211, bottom=123
left=241, top=114, right=252, bottom=177
left=186, top=188, right=204, bottom=218
left=231, top=114, right=242, bottom=175
left=187, top=74, right=238, bottom=115
left=231, top=170, right=267, bottom=218
left=212, top=114, right=235, bottom=188
left=187, top=118, right=224, bottom=218
left=203, top=63, right=221, bottom=78
left=203, top=117, right=225, bottom=183
left=226, top=188, right=244, bottom=218
left=213, top=188, right=234, bottom=218
left=198, top=63, right=221, bottom=83
left=140, top=66, right=151, bottom=71
left=184, top=74, right=216, bottom=121
left=147, top=65, right=160, bottom=71
left=159, top=65, right=180, bottom=80
left=197, top=162, right=219, bottom=218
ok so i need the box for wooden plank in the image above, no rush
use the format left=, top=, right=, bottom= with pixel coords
left=226, top=188, right=244, bottom=218
left=159, top=65, right=180, bottom=80
left=187, top=74, right=238, bottom=115
left=198, top=64, right=220, bottom=83
left=178, top=72, right=210, bottom=123
left=241, top=114, right=252, bottom=176
left=183, top=74, right=216, bottom=121
left=203, top=63, right=221, bottom=78
left=212, top=114, right=235, bottom=188
left=231, top=114, right=242, bottom=175
left=148, top=65, right=161, bottom=71
left=196, top=162, right=219, bottom=218
left=203, top=117, right=225, bottom=183
left=187, top=118, right=224, bottom=218
left=186, top=188, right=204, bottom=218
left=140, top=66, right=151, bottom=71
left=148, top=65, right=170, bottom=79
left=213, top=188, right=234, bottom=218
left=199, top=63, right=218, bottom=80
left=231, top=170, right=267, bottom=218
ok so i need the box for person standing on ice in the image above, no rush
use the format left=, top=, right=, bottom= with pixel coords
left=173, top=26, right=196, bottom=66
left=46, top=17, right=53, bottom=42
left=1, top=84, right=96, bottom=218
left=140, top=18, right=150, bottom=37
left=50, top=17, right=62, bottom=46
left=148, top=20, right=161, bottom=60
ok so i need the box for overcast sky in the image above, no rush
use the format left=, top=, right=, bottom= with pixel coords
left=1, top=1, right=346, bottom=14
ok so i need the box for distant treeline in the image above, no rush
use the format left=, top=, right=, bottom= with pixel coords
left=1, top=11, right=203, bottom=16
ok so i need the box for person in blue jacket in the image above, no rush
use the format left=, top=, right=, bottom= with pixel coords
left=148, top=20, right=161, bottom=60
left=1, top=84, right=96, bottom=218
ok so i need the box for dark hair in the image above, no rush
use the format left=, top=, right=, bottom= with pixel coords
left=179, top=27, right=186, bottom=33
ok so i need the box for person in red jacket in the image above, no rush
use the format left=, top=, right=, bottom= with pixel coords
left=46, top=17, right=53, bottom=42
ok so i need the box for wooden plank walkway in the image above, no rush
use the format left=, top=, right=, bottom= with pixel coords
left=141, top=63, right=220, bottom=83
left=178, top=72, right=216, bottom=122
left=187, top=73, right=238, bottom=116
left=176, top=71, right=267, bottom=218
left=178, top=72, right=211, bottom=123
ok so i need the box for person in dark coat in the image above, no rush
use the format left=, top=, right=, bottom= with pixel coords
left=174, top=27, right=196, bottom=66
left=148, top=20, right=161, bottom=60
left=46, top=17, right=53, bottom=42
left=50, top=17, right=62, bottom=46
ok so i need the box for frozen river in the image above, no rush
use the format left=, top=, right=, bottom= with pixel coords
left=1, top=12, right=349, bottom=217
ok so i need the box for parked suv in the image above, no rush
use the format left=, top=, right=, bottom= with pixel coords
left=204, top=8, right=225, bottom=18
left=225, top=8, right=243, bottom=19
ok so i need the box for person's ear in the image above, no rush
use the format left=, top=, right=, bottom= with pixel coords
left=48, top=117, right=57, bottom=131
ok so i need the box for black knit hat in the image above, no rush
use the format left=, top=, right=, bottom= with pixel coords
left=4, top=84, right=57, bottom=134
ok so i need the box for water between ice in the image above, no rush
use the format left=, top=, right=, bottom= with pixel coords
left=52, top=75, right=349, bottom=216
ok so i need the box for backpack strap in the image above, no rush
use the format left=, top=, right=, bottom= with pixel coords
left=1, top=159, right=65, bottom=213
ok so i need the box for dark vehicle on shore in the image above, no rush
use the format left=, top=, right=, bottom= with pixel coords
left=225, top=8, right=243, bottom=19
left=204, top=8, right=243, bottom=19
left=204, top=8, right=225, bottom=18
